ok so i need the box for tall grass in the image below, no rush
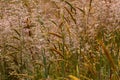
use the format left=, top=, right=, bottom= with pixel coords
left=0, top=0, right=120, bottom=80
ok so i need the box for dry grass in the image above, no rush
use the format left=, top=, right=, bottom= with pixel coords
left=0, top=0, right=120, bottom=80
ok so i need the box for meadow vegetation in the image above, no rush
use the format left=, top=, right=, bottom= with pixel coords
left=0, top=0, right=120, bottom=80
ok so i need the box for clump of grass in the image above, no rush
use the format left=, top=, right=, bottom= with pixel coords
left=0, top=0, right=120, bottom=80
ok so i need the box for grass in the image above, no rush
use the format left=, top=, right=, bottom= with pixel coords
left=0, top=0, right=120, bottom=80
